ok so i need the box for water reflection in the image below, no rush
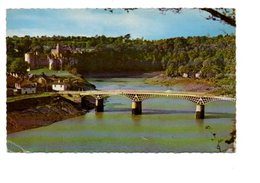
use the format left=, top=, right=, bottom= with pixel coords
left=95, top=112, right=104, bottom=125
left=195, top=119, right=204, bottom=129
left=142, top=109, right=194, bottom=115
left=131, top=115, right=142, bottom=126
left=205, top=112, right=235, bottom=119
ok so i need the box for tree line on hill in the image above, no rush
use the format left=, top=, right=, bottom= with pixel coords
left=6, top=34, right=235, bottom=96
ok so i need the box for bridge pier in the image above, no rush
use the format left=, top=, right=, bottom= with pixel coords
left=95, top=98, right=104, bottom=112
left=132, top=101, right=142, bottom=115
left=196, top=104, right=205, bottom=119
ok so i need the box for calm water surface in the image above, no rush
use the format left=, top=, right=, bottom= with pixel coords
left=7, top=77, right=236, bottom=152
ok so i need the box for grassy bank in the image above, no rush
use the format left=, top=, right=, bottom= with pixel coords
left=7, top=92, right=56, bottom=103
left=29, top=68, right=74, bottom=77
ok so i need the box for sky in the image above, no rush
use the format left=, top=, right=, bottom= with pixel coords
left=6, top=8, right=235, bottom=40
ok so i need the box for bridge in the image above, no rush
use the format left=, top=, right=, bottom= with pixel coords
left=59, top=90, right=236, bottom=119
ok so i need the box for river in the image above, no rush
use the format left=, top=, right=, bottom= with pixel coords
left=7, top=77, right=236, bottom=152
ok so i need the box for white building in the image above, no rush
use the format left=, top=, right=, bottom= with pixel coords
left=52, top=82, right=69, bottom=91
left=195, top=72, right=202, bottom=79
left=182, top=73, right=188, bottom=78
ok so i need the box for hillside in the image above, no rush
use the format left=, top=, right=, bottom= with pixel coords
left=7, top=35, right=236, bottom=96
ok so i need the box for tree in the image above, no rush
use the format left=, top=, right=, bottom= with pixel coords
left=200, top=8, right=236, bottom=27
left=157, top=8, right=236, bottom=27
left=9, top=58, right=28, bottom=74
left=124, top=34, right=131, bottom=40
left=165, top=63, right=175, bottom=77
left=107, top=8, right=236, bottom=27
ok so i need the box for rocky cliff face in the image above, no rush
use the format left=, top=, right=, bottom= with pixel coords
left=7, top=96, right=95, bottom=134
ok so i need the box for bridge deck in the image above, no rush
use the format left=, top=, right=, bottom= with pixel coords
left=59, top=89, right=235, bottom=102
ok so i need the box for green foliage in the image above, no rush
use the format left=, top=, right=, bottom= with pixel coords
left=28, top=68, right=74, bottom=77
left=9, top=58, right=28, bottom=74
left=6, top=34, right=236, bottom=96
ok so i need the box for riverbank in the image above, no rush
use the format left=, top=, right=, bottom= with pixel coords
left=86, top=71, right=221, bottom=94
left=7, top=75, right=236, bottom=153
left=7, top=96, right=95, bottom=134
left=84, top=71, right=162, bottom=78
left=145, top=73, right=220, bottom=93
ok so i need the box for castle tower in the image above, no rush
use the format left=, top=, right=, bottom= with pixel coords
left=48, top=56, right=54, bottom=70
left=24, top=53, right=31, bottom=65
left=25, top=53, right=33, bottom=71
left=56, top=44, right=60, bottom=55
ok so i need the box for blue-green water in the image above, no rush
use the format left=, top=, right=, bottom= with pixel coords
left=7, top=78, right=236, bottom=152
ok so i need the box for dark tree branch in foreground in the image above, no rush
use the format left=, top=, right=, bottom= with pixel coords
left=104, top=8, right=138, bottom=13
left=158, top=8, right=182, bottom=14
left=105, top=8, right=236, bottom=27
left=158, top=8, right=236, bottom=27
left=200, top=8, right=236, bottom=27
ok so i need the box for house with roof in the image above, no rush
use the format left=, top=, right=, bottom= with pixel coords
left=15, top=79, right=37, bottom=94
left=195, top=71, right=202, bottom=79
left=30, top=75, right=51, bottom=92
left=52, top=79, right=70, bottom=91
left=7, top=73, right=19, bottom=96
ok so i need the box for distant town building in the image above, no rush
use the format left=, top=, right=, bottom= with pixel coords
left=195, top=72, right=201, bottom=79
left=15, top=79, right=37, bottom=94
left=32, top=76, right=50, bottom=92
left=51, top=43, right=62, bottom=58
left=7, top=73, right=19, bottom=96
left=24, top=51, right=49, bottom=70
left=182, top=73, right=188, bottom=78
left=48, top=57, right=63, bottom=70
left=13, top=73, right=18, bottom=78
left=7, top=88, right=14, bottom=97
left=52, top=80, right=69, bottom=91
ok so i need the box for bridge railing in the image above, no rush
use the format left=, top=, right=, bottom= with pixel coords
left=58, top=90, right=235, bottom=102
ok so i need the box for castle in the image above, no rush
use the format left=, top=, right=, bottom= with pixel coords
left=25, top=44, right=77, bottom=71
left=24, top=50, right=48, bottom=70
left=48, top=43, right=63, bottom=70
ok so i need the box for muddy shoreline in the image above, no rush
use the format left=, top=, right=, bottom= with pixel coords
left=86, top=71, right=219, bottom=93
left=7, top=96, right=95, bottom=134
left=145, top=73, right=219, bottom=93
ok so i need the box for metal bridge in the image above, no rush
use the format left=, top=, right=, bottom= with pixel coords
left=59, top=90, right=235, bottom=119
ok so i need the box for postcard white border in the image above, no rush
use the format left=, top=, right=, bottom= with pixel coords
left=1, top=0, right=259, bottom=183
